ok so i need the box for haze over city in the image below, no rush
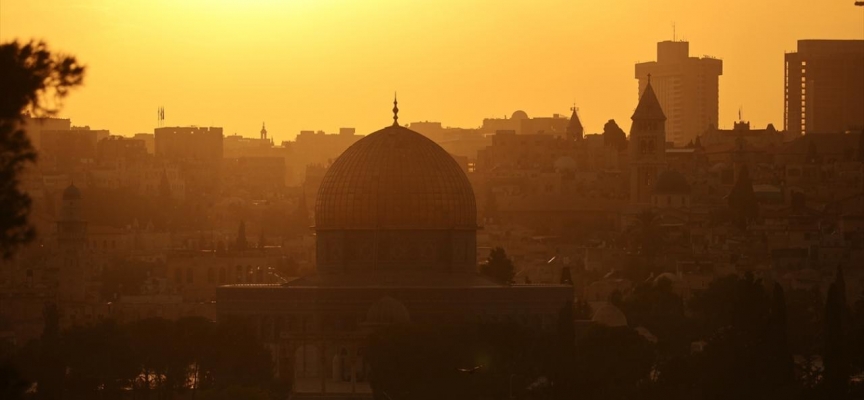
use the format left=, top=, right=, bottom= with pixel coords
left=1, top=1, right=864, bottom=400
left=1, top=0, right=862, bottom=140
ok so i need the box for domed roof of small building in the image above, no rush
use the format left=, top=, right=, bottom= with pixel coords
left=511, top=110, right=529, bottom=120
left=315, top=124, right=476, bottom=230
left=653, top=170, right=691, bottom=195
left=62, top=183, right=81, bottom=200
left=592, top=303, right=628, bottom=328
left=366, top=296, right=410, bottom=325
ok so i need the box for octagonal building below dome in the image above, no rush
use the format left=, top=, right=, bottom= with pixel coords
left=314, top=124, right=477, bottom=274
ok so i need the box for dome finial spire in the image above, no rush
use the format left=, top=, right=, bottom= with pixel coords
left=392, top=92, right=399, bottom=126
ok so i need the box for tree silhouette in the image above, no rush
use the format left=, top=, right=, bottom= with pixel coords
left=727, top=165, right=758, bottom=229
left=767, top=282, right=794, bottom=389
left=0, top=362, right=29, bottom=400
left=554, top=300, right=576, bottom=399
left=824, top=267, right=850, bottom=399
left=480, top=247, right=514, bottom=284
left=0, top=40, right=84, bottom=258
left=851, top=289, right=864, bottom=392
left=36, top=304, right=63, bottom=400
left=602, top=119, right=627, bottom=151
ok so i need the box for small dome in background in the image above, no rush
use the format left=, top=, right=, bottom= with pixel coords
left=511, top=110, right=529, bottom=120
left=592, top=303, right=628, bottom=328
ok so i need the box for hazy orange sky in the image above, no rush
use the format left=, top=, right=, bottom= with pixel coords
left=2, top=0, right=862, bottom=142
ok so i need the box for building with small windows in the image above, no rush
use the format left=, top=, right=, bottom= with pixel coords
left=216, top=103, right=572, bottom=399
left=784, top=40, right=864, bottom=136
left=635, top=40, right=723, bottom=146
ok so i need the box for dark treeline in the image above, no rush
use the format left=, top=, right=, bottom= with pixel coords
left=368, top=271, right=864, bottom=400
left=0, top=309, right=284, bottom=400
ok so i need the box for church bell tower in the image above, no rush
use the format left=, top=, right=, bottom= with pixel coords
left=629, top=76, right=667, bottom=205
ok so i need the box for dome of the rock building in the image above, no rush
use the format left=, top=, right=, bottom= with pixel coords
left=314, top=120, right=478, bottom=274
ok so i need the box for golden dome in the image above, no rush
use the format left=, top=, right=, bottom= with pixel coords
left=315, top=125, right=476, bottom=230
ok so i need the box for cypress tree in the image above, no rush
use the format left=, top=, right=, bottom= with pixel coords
left=37, top=303, right=64, bottom=399
left=824, top=279, right=849, bottom=399
left=769, top=282, right=794, bottom=385
left=728, top=165, right=758, bottom=229
left=555, top=300, right=576, bottom=399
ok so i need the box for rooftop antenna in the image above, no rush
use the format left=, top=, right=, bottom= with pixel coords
left=392, top=92, right=399, bottom=126
left=673, top=22, right=676, bottom=41
left=156, top=106, right=165, bottom=128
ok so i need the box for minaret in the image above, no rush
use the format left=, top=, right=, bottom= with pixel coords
left=566, top=106, right=584, bottom=141
left=260, top=122, right=268, bottom=140
left=629, top=76, right=667, bottom=205
left=57, top=182, right=88, bottom=301
left=58, top=183, right=87, bottom=245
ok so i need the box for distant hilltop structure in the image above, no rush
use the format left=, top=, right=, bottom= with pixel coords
left=635, top=40, right=723, bottom=147
left=784, top=39, right=864, bottom=136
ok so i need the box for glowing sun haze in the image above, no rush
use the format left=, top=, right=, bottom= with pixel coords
left=2, top=0, right=862, bottom=142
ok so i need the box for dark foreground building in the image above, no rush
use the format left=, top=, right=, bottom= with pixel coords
left=216, top=104, right=572, bottom=399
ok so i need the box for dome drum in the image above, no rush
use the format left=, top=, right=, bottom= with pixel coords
left=316, top=229, right=476, bottom=273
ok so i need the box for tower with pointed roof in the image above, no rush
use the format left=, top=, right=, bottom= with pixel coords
left=566, top=106, right=584, bottom=141
left=630, top=77, right=668, bottom=205
left=260, top=122, right=268, bottom=140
